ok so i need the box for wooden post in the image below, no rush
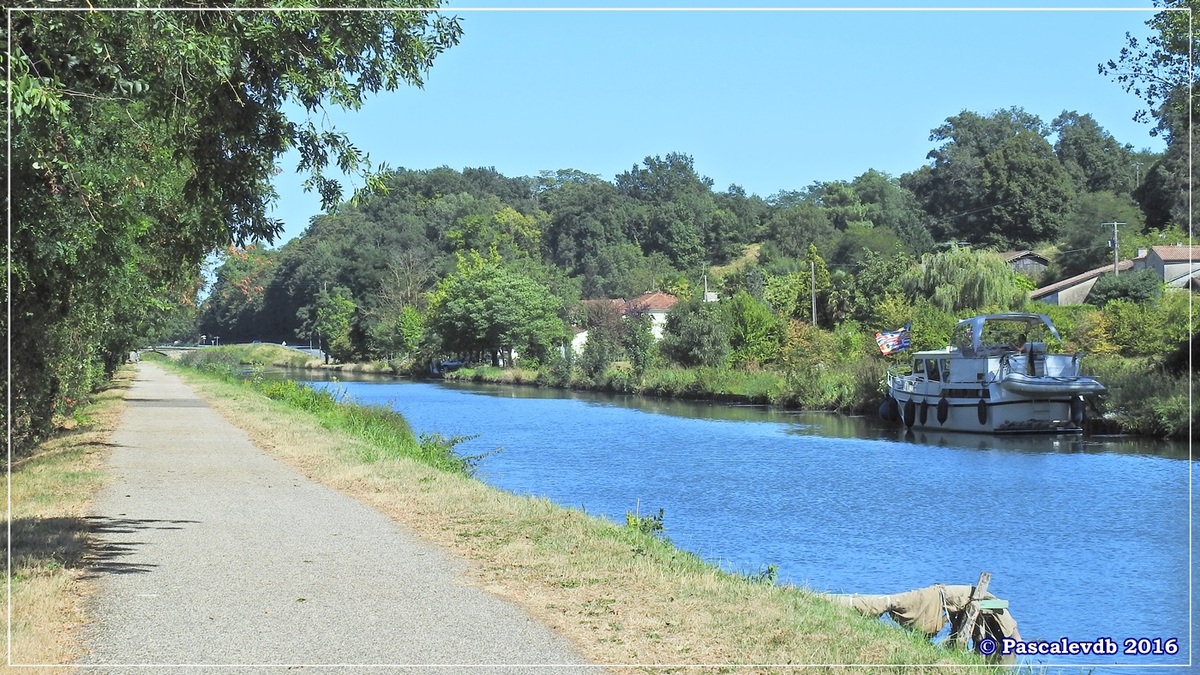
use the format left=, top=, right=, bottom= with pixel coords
left=953, top=571, right=991, bottom=649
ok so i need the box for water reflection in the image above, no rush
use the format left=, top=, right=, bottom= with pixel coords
left=900, top=428, right=1192, bottom=460
left=272, top=368, right=1191, bottom=460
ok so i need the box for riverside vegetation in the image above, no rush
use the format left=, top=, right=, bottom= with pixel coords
left=160, top=349, right=999, bottom=672
left=13, top=4, right=1199, bottom=459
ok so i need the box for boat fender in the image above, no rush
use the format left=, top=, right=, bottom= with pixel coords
left=903, top=398, right=916, bottom=428
left=919, top=398, right=929, bottom=425
left=1070, top=395, right=1086, bottom=426
left=937, top=397, right=949, bottom=425
left=879, top=396, right=900, bottom=423
left=977, top=399, right=988, bottom=425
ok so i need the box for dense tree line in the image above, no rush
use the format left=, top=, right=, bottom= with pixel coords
left=200, top=94, right=1190, bottom=370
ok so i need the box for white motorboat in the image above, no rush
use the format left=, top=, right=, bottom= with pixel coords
left=881, top=313, right=1105, bottom=434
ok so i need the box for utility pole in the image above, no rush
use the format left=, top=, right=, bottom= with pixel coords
left=810, top=260, right=817, bottom=326
left=1103, top=221, right=1127, bottom=275
left=1132, top=161, right=1143, bottom=189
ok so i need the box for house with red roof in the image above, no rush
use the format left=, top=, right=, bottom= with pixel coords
left=569, top=291, right=681, bottom=355
left=623, top=291, right=680, bottom=340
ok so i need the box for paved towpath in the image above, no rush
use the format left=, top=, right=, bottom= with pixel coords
left=81, top=362, right=593, bottom=674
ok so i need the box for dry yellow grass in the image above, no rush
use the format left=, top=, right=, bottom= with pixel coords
left=6, top=369, right=133, bottom=671
left=709, top=243, right=762, bottom=281
left=175, top=368, right=998, bottom=675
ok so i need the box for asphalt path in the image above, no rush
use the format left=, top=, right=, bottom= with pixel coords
left=80, top=362, right=593, bottom=674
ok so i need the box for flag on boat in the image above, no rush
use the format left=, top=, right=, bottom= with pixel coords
left=875, top=323, right=911, bottom=355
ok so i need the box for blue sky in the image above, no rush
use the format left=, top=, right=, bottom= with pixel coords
left=267, top=2, right=1168, bottom=245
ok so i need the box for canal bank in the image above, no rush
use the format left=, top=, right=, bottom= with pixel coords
left=156, top=354, right=997, bottom=672
left=184, top=343, right=1194, bottom=440
left=289, top=371, right=1192, bottom=675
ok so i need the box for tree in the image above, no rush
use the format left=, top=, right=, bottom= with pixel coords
left=1088, top=269, right=1165, bottom=306
left=579, top=301, right=625, bottom=378
left=805, top=244, right=833, bottom=325
left=850, top=249, right=916, bottom=324
left=659, top=300, right=730, bottom=368
left=1100, top=0, right=1198, bottom=233
left=538, top=175, right=643, bottom=296
left=1133, top=160, right=1178, bottom=230
left=724, top=291, right=783, bottom=366
left=200, top=245, right=280, bottom=342
left=616, top=153, right=718, bottom=269
left=850, top=170, right=934, bottom=255
left=763, top=199, right=836, bottom=260
left=1052, top=111, right=1135, bottom=195
left=1051, top=192, right=1145, bottom=278
left=811, top=181, right=869, bottom=230
left=312, top=287, right=358, bottom=363
left=908, top=107, right=1049, bottom=244
left=1099, top=0, right=1195, bottom=131
left=900, top=246, right=1026, bottom=313
left=622, top=313, right=658, bottom=376
left=371, top=305, right=426, bottom=361
left=7, top=3, right=461, bottom=453
left=427, top=253, right=565, bottom=366
left=979, top=131, right=1076, bottom=248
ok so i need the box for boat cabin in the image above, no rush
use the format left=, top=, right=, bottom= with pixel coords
left=887, top=313, right=1101, bottom=433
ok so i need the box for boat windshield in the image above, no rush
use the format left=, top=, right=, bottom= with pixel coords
left=951, top=314, right=1064, bottom=356
left=980, top=319, right=1042, bottom=351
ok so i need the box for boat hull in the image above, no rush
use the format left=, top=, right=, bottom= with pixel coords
left=888, top=390, right=1084, bottom=434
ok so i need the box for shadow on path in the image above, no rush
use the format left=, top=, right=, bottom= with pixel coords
left=6, top=515, right=199, bottom=577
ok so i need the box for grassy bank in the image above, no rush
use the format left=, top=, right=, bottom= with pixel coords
left=444, top=361, right=886, bottom=414
left=162, top=354, right=996, bottom=672
left=6, top=368, right=133, bottom=670
left=439, top=357, right=1193, bottom=440
left=193, top=344, right=1191, bottom=439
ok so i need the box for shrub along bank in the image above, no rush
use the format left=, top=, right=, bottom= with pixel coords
left=179, top=342, right=1193, bottom=439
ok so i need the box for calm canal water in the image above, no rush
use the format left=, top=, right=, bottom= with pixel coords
left=295, top=373, right=1192, bottom=672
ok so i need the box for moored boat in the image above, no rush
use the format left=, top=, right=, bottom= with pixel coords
left=880, top=313, right=1104, bottom=434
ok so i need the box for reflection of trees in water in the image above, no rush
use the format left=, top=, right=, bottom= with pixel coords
left=263, top=368, right=1189, bottom=460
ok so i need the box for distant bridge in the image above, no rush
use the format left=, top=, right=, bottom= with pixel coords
left=145, top=343, right=327, bottom=361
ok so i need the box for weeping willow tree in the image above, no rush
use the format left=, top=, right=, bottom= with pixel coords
left=899, top=246, right=1027, bottom=313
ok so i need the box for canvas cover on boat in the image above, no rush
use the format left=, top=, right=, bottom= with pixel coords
left=828, top=584, right=1019, bottom=638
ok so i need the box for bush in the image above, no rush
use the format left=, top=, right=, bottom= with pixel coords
left=660, top=299, right=730, bottom=368
left=1084, top=357, right=1196, bottom=438
left=1088, top=269, right=1163, bottom=306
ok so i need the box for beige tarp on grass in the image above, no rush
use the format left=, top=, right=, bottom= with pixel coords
left=827, top=584, right=1019, bottom=639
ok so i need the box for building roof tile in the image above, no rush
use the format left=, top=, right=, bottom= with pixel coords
left=625, top=291, right=679, bottom=313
